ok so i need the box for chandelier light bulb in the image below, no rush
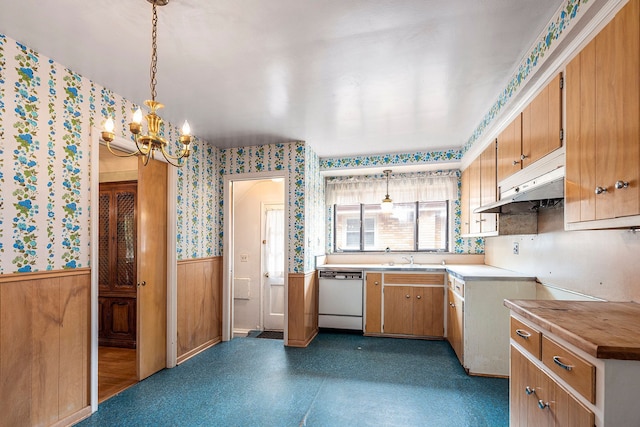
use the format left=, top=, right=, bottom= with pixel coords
left=132, top=108, right=143, bottom=124
left=181, top=120, right=191, bottom=136
left=104, top=117, right=115, bottom=133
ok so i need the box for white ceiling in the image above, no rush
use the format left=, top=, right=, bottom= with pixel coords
left=0, top=0, right=563, bottom=158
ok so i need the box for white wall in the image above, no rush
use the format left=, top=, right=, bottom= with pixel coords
left=233, top=179, right=285, bottom=332
left=485, top=204, right=640, bottom=302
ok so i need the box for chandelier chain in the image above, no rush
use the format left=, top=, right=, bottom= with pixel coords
left=150, top=3, right=159, bottom=102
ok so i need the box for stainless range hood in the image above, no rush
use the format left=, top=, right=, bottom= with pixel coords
left=474, top=148, right=565, bottom=214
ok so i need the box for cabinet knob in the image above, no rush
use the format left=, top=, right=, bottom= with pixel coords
left=595, top=186, right=608, bottom=195
left=525, top=386, right=535, bottom=395
left=512, top=160, right=520, bottom=166
left=416, top=295, right=422, bottom=299
left=537, top=400, right=549, bottom=410
left=449, top=302, right=455, bottom=308
left=405, top=294, right=411, bottom=299
left=520, top=154, right=528, bottom=161
left=374, top=281, right=379, bottom=286
left=615, top=180, right=630, bottom=190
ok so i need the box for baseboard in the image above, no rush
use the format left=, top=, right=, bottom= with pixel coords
left=51, top=405, right=92, bottom=427
left=177, top=338, right=221, bottom=364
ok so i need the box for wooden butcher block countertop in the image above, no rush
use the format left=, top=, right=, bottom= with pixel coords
left=504, top=299, right=640, bottom=361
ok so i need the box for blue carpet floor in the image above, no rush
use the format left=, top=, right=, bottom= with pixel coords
left=78, top=333, right=508, bottom=426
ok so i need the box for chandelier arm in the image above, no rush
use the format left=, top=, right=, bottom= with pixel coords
left=104, top=141, right=141, bottom=158
left=160, top=144, right=187, bottom=165
left=131, top=134, right=153, bottom=156
left=160, top=146, right=185, bottom=167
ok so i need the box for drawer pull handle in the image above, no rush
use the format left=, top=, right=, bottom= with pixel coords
left=515, top=329, right=531, bottom=340
left=525, top=386, right=535, bottom=395
left=455, top=285, right=461, bottom=290
left=552, top=356, right=574, bottom=371
left=538, top=400, right=549, bottom=410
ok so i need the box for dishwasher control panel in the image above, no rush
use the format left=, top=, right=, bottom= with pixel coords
left=318, top=270, right=363, bottom=280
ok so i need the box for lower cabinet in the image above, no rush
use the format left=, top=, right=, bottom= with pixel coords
left=446, top=287, right=464, bottom=363
left=510, top=345, right=594, bottom=426
left=383, top=286, right=444, bottom=336
left=99, top=296, right=137, bottom=348
left=364, top=271, right=445, bottom=338
left=446, top=272, right=536, bottom=376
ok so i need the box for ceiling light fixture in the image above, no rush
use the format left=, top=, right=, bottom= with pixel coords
left=381, top=170, right=393, bottom=212
left=101, top=0, right=192, bottom=167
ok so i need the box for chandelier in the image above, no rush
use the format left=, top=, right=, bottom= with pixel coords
left=101, top=0, right=192, bottom=167
left=381, top=170, right=393, bottom=212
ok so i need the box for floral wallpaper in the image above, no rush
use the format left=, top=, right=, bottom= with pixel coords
left=320, top=149, right=461, bottom=170
left=0, top=33, right=218, bottom=274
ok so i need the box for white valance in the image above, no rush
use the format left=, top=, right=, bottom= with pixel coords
left=325, top=170, right=458, bottom=205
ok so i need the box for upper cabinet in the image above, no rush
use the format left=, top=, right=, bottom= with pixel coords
left=497, top=73, right=563, bottom=185
left=565, top=0, right=640, bottom=229
left=464, top=142, right=497, bottom=236
left=497, top=113, right=522, bottom=184
left=522, top=73, right=563, bottom=168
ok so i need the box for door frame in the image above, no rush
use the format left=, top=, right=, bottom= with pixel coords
left=222, top=171, right=288, bottom=343
left=89, top=128, right=178, bottom=412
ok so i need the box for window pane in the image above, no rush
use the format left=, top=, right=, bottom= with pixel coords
left=363, top=203, right=415, bottom=251
left=418, top=201, right=448, bottom=251
left=335, top=205, right=360, bottom=251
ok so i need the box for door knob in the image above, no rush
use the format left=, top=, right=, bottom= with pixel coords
left=264, top=272, right=270, bottom=278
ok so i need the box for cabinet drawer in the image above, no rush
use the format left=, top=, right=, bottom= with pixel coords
left=447, top=277, right=464, bottom=297
left=510, top=317, right=541, bottom=359
left=542, top=336, right=596, bottom=404
left=385, top=273, right=444, bottom=285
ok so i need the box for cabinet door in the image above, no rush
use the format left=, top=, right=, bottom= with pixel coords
left=480, top=142, right=497, bottom=233
left=365, top=273, right=382, bottom=334
left=413, top=287, right=444, bottom=337
left=497, top=113, right=522, bottom=183
left=383, top=286, right=413, bottom=335
left=447, top=289, right=463, bottom=363
left=566, top=0, right=640, bottom=224
left=522, top=73, right=563, bottom=168
left=460, top=168, right=470, bottom=236
left=510, top=345, right=594, bottom=427
left=468, top=157, right=482, bottom=234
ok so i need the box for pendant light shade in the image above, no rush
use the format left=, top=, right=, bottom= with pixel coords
left=381, top=170, right=393, bottom=212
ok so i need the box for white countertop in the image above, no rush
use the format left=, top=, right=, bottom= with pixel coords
left=317, top=263, right=536, bottom=281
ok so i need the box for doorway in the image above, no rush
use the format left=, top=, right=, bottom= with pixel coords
left=91, top=132, right=177, bottom=410
left=225, top=175, right=286, bottom=339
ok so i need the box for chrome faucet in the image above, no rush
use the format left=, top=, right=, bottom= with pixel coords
left=401, top=255, right=414, bottom=265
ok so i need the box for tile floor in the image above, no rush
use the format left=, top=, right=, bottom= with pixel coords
left=78, top=333, right=508, bottom=426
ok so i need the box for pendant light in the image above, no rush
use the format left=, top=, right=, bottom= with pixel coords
left=381, top=170, right=393, bottom=212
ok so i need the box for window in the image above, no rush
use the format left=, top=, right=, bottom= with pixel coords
left=334, top=201, right=449, bottom=252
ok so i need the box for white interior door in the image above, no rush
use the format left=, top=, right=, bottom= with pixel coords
left=262, top=204, right=285, bottom=331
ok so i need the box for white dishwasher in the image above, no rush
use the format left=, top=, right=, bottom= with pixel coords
left=318, top=270, right=364, bottom=330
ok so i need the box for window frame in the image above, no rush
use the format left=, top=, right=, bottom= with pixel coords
left=332, top=201, right=450, bottom=253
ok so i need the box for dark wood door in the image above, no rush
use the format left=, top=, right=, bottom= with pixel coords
left=98, top=181, right=137, bottom=348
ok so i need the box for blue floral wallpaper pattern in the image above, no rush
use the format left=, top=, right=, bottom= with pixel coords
left=320, top=149, right=461, bottom=170
left=0, top=33, right=218, bottom=274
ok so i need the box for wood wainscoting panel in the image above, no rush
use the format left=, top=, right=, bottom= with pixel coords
left=177, top=257, right=223, bottom=364
left=0, top=269, right=90, bottom=427
left=287, top=271, right=318, bottom=348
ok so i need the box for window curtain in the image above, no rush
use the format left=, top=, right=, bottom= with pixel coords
left=325, top=170, right=458, bottom=205
left=264, top=208, right=285, bottom=279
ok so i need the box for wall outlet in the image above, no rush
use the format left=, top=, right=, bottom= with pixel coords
left=513, top=242, right=519, bottom=255
left=240, top=254, right=249, bottom=262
